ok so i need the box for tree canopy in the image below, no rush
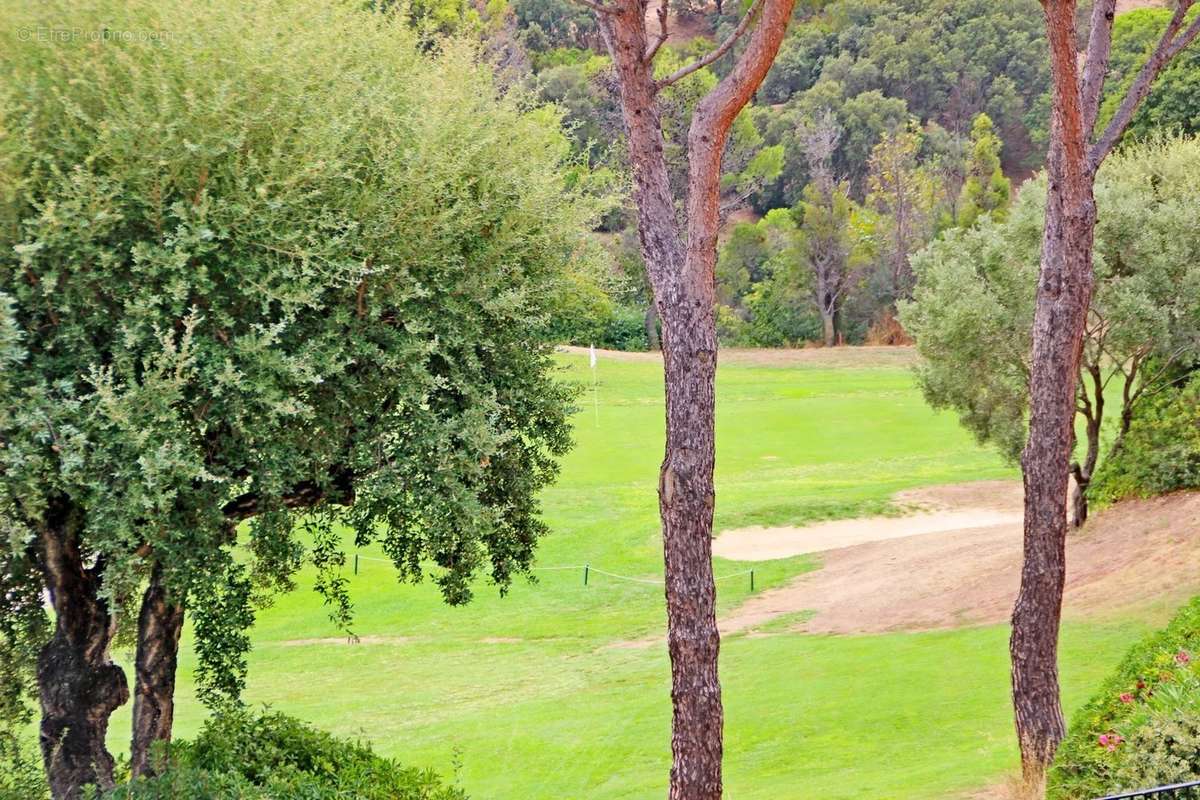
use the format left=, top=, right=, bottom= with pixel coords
left=0, top=0, right=602, bottom=793
left=901, top=135, right=1200, bottom=513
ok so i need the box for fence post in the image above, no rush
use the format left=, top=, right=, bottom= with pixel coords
left=584, top=564, right=590, bottom=586
left=750, top=570, right=754, bottom=592
left=354, top=554, right=359, bottom=575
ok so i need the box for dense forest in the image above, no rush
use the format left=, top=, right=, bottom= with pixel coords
left=3, top=0, right=1200, bottom=798
left=422, top=0, right=1198, bottom=349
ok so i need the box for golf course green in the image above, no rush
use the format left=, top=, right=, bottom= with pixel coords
left=107, top=350, right=1152, bottom=799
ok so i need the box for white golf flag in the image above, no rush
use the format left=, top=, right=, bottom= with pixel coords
left=589, top=344, right=597, bottom=369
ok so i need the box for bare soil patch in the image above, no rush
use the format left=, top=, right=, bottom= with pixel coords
left=1117, top=0, right=1165, bottom=12
left=719, top=485, right=1200, bottom=637
left=644, top=0, right=713, bottom=46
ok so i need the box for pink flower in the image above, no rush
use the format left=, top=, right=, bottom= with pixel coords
left=1098, top=733, right=1124, bottom=752
left=1177, top=650, right=1191, bottom=665
left=1119, top=692, right=1134, bottom=704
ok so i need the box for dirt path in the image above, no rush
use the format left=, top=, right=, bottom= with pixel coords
left=719, top=484, right=1200, bottom=637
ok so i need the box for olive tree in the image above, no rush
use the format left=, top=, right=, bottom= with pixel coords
left=0, top=1, right=601, bottom=797
left=903, top=136, right=1200, bottom=523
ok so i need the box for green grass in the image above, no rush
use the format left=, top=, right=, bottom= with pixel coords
left=106, top=351, right=1153, bottom=798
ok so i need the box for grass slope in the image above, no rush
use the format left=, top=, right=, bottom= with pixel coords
left=107, top=351, right=1150, bottom=798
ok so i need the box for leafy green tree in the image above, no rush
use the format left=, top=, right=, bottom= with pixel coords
left=0, top=1, right=600, bottom=796
left=900, top=135, right=1200, bottom=528
left=1098, top=7, right=1200, bottom=142
left=514, top=0, right=599, bottom=50
left=752, top=0, right=1051, bottom=194
left=758, top=21, right=836, bottom=103
left=715, top=209, right=815, bottom=346
left=866, top=122, right=936, bottom=299
left=956, top=113, right=1012, bottom=228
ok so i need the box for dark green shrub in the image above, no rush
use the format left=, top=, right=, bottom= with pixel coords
left=598, top=304, right=650, bottom=351
left=1092, top=377, right=1200, bottom=504
left=1049, top=596, right=1200, bottom=799
left=107, top=709, right=465, bottom=800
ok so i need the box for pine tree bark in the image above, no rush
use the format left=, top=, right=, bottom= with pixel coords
left=591, top=0, right=794, bottom=795
left=1011, top=0, right=1200, bottom=791
left=130, top=564, right=185, bottom=778
left=37, top=499, right=129, bottom=800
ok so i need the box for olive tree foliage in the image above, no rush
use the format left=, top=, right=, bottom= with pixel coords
left=0, top=0, right=601, bottom=795
left=900, top=135, right=1200, bottom=524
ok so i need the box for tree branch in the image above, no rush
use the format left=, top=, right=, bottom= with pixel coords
left=646, top=0, right=669, bottom=62
left=657, top=0, right=766, bottom=88
left=1080, top=0, right=1117, bottom=134
left=222, top=467, right=355, bottom=523
left=1090, top=0, right=1200, bottom=168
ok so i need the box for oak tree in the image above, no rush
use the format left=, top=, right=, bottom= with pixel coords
left=0, top=1, right=598, bottom=796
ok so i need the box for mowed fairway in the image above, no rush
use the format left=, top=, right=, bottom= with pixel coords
left=106, top=350, right=1151, bottom=798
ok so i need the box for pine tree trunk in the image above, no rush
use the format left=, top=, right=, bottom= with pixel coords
left=596, top=1, right=793, bottom=794
left=130, top=564, right=185, bottom=778
left=37, top=500, right=129, bottom=800
left=659, top=294, right=722, bottom=800
left=1010, top=2, right=1097, bottom=788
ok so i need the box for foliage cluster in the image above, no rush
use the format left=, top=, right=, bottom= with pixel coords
left=1050, top=597, right=1200, bottom=799
left=901, top=136, right=1200, bottom=477
left=107, top=709, right=466, bottom=800
left=0, top=0, right=603, bottom=787
left=403, top=0, right=1200, bottom=351
left=1098, top=7, right=1200, bottom=142
left=1091, top=375, right=1200, bottom=504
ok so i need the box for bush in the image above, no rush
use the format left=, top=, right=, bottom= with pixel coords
left=1112, top=709, right=1200, bottom=792
left=599, top=304, right=651, bottom=351
left=107, top=709, right=465, bottom=800
left=1091, top=376, right=1200, bottom=504
left=1049, top=597, right=1200, bottom=799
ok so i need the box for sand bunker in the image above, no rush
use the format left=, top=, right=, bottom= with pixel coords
left=713, top=508, right=1022, bottom=561
left=714, top=480, right=1024, bottom=561
left=279, top=635, right=414, bottom=647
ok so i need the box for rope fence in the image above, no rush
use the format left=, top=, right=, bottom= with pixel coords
left=351, top=555, right=757, bottom=592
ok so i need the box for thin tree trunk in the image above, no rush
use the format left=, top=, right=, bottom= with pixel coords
left=646, top=302, right=662, bottom=351
left=37, top=500, right=129, bottom=800
left=130, top=564, right=185, bottom=779
left=1011, top=1, right=1096, bottom=790
left=1071, top=367, right=1104, bottom=528
left=821, top=308, right=835, bottom=348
